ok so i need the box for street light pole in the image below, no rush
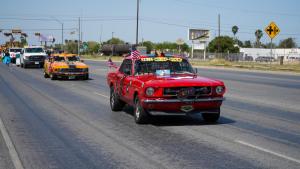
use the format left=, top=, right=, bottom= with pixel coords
left=62, top=23, right=64, bottom=45
left=78, top=17, right=81, bottom=56
left=52, top=17, right=64, bottom=46
left=136, top=0, right=140, bottom=45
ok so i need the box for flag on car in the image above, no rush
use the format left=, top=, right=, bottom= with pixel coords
left=107, top=58, right=117, bottom=68
left=131, top=49, right=140, bottom=59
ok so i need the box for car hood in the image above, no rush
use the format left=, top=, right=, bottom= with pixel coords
left=52, top=61, right=88, bottom=69
left=137, top=74, right=224, bottom=87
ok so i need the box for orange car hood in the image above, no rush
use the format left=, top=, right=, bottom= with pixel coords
left=52, top=61, right=88, bottom=68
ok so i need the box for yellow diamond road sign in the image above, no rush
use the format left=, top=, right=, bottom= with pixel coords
left=265, top=22, right=280, bottom=39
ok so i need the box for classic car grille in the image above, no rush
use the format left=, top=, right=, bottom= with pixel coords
left=60, top=68, right=87, bottom=73
left=163, top=87, right=212, bottom=97
left=28, top=55, right=45, bottom=61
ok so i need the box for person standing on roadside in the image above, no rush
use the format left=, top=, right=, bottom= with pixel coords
left=2, top=50, right=11, bottom=66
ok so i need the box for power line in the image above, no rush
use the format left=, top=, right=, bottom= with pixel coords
left=171, top=0, right=300, bottom=17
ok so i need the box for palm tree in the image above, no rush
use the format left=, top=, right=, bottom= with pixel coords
left=255, top=29, right=263, bottom=48
left=232, top=25, right=239, bottom=39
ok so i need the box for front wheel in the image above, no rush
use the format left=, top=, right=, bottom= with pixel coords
left=44, top=72, right=50, bottom=78
left=134, top=97, right=149, bottom=124
left=50, top=74, right=57, bottom=80
left=202, top=108, right=220, bottom=123
left=110, top=87, right=125, bottom=111
left=84, top=74, right=89, bottom=80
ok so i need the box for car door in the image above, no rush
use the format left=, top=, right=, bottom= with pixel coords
left=117, top=59, right=133, bottom=102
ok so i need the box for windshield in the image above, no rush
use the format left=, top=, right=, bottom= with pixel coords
left=9, top=49, right=22, bottom=53
left=67, top=56, right=80, bottom=62
left=135, top=58, right=194, bottom=75
left=25, top=48, right=44, bottom=53
left=53, top=56, right=65, bottom=62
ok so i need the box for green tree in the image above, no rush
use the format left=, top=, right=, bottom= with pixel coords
left=278, top=38, right=297, bottom=48
left=105, top=37, right=125, bottom=45
left=141, top=41, right=154, bottom=53
left=87, top=41, right=100, bottom=54
left=244, top=40, right=252, bottom=48
left=208, top=36, right=239, bottom=53
left=264, top=42, right=277, bottom=49
left=255, top=29, right=263, bottom=48
left=64, top=40, right=78, bottom=54
left=232, top=25, right=239, bottom=39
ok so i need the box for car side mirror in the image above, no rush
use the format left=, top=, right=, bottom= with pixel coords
left=194, top=68, right=198, bottom=74
left=81, top=60, right=84, bottom=63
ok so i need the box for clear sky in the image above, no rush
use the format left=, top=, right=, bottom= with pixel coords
left=0, top=0, right=300, bottom=46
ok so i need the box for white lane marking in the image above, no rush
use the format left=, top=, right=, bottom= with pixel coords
left=94, top=92, right=109, bottom=98
left=0, top=117, right=24, bottom=169
left=235, top=140, right=300, bottom=164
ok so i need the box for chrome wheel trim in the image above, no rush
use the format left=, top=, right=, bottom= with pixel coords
left=135, top=105, right=140, bottom=120
left=110, top=92, right=115, bottom=107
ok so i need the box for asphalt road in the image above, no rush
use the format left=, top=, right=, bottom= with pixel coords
left=0, top=60, right=300, bottom=169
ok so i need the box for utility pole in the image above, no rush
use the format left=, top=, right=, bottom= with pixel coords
left=218, top=14, right=221, bottom=57
left=62, top=23, right=64, bottom=45
left=52, top=17, right=64, bottom=46
left=111, top=32, right=114, bottom=56
left=78, top=17, right=80, bottom=56
left=136, top=0, right=140, bottom=45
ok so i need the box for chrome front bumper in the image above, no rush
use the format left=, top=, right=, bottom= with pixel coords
left=143, top=97, right=225, bottom=103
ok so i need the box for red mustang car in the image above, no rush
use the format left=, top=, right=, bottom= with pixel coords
left=107, top=54, right=226, bottom=124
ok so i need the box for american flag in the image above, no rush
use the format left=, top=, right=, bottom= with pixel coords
left=131, top=49, right=140, bottom=59
left=107, top=58, right=117, bottom=68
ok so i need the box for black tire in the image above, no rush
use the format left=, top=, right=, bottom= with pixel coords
left=23, top=64, right=27, bottom=69
left=84, top=74, right=89, bottom=80
left=202, top=108, right=220, bottom=123
left=50, top=74, right=57, bottom=80
left=21, top=63, right=23, bottom=68
left=110, top=86, right=125, bottom=111
left=134, top=97, right=149, bottom=124
left=44, top=72, right=50, bottom=78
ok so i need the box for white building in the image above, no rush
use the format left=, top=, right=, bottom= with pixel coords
left=240, top=48, right=300, bottom=60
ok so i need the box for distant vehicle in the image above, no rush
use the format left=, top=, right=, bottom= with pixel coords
left=255, top=56, right=275, bottom=62
left=44, top=53, right=89, bottom=80
left=9, top=48, right=22, bottom=64
left=244, top=55, right=254, bottom=61
left=107, top=54, right=226, bottom=124
left=101, top=44, right=132, bottom=56
left=20, top=46, right=47, bottom=68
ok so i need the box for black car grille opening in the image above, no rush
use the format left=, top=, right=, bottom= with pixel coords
left=163, top=87, right=212, bottom=98
left=60, top=68, right=85, bottom=73
left=29, top=55, right=45, bottom=61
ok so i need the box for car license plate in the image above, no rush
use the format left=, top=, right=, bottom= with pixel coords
left=35, top=62, right=39, bottom=64
left=69, top=76, right=76, bottom=80
left=181, top=105, right=194, bottom=113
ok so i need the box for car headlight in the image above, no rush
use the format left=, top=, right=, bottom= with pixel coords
left=215, top=86, right=225, bottom=95
left=145, top=87, right=155, bottom=96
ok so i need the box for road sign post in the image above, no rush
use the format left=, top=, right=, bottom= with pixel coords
left=265, top=22, right=280, bottom=65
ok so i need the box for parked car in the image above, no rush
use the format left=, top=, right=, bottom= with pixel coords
left=255, top=56, right=275, bottom=62
left=20, top=46, right=47, bottom=68
left=44, top=53, right=89, bottom=80
left=244, top=55, right=254, bottom=61
left=107, top=54, right=226, bottom=124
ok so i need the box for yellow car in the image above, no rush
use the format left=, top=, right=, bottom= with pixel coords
left=44, top=53, right=89, bottom=80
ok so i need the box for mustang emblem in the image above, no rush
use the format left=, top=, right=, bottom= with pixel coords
left=177, top=87, right=195, bottom=100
